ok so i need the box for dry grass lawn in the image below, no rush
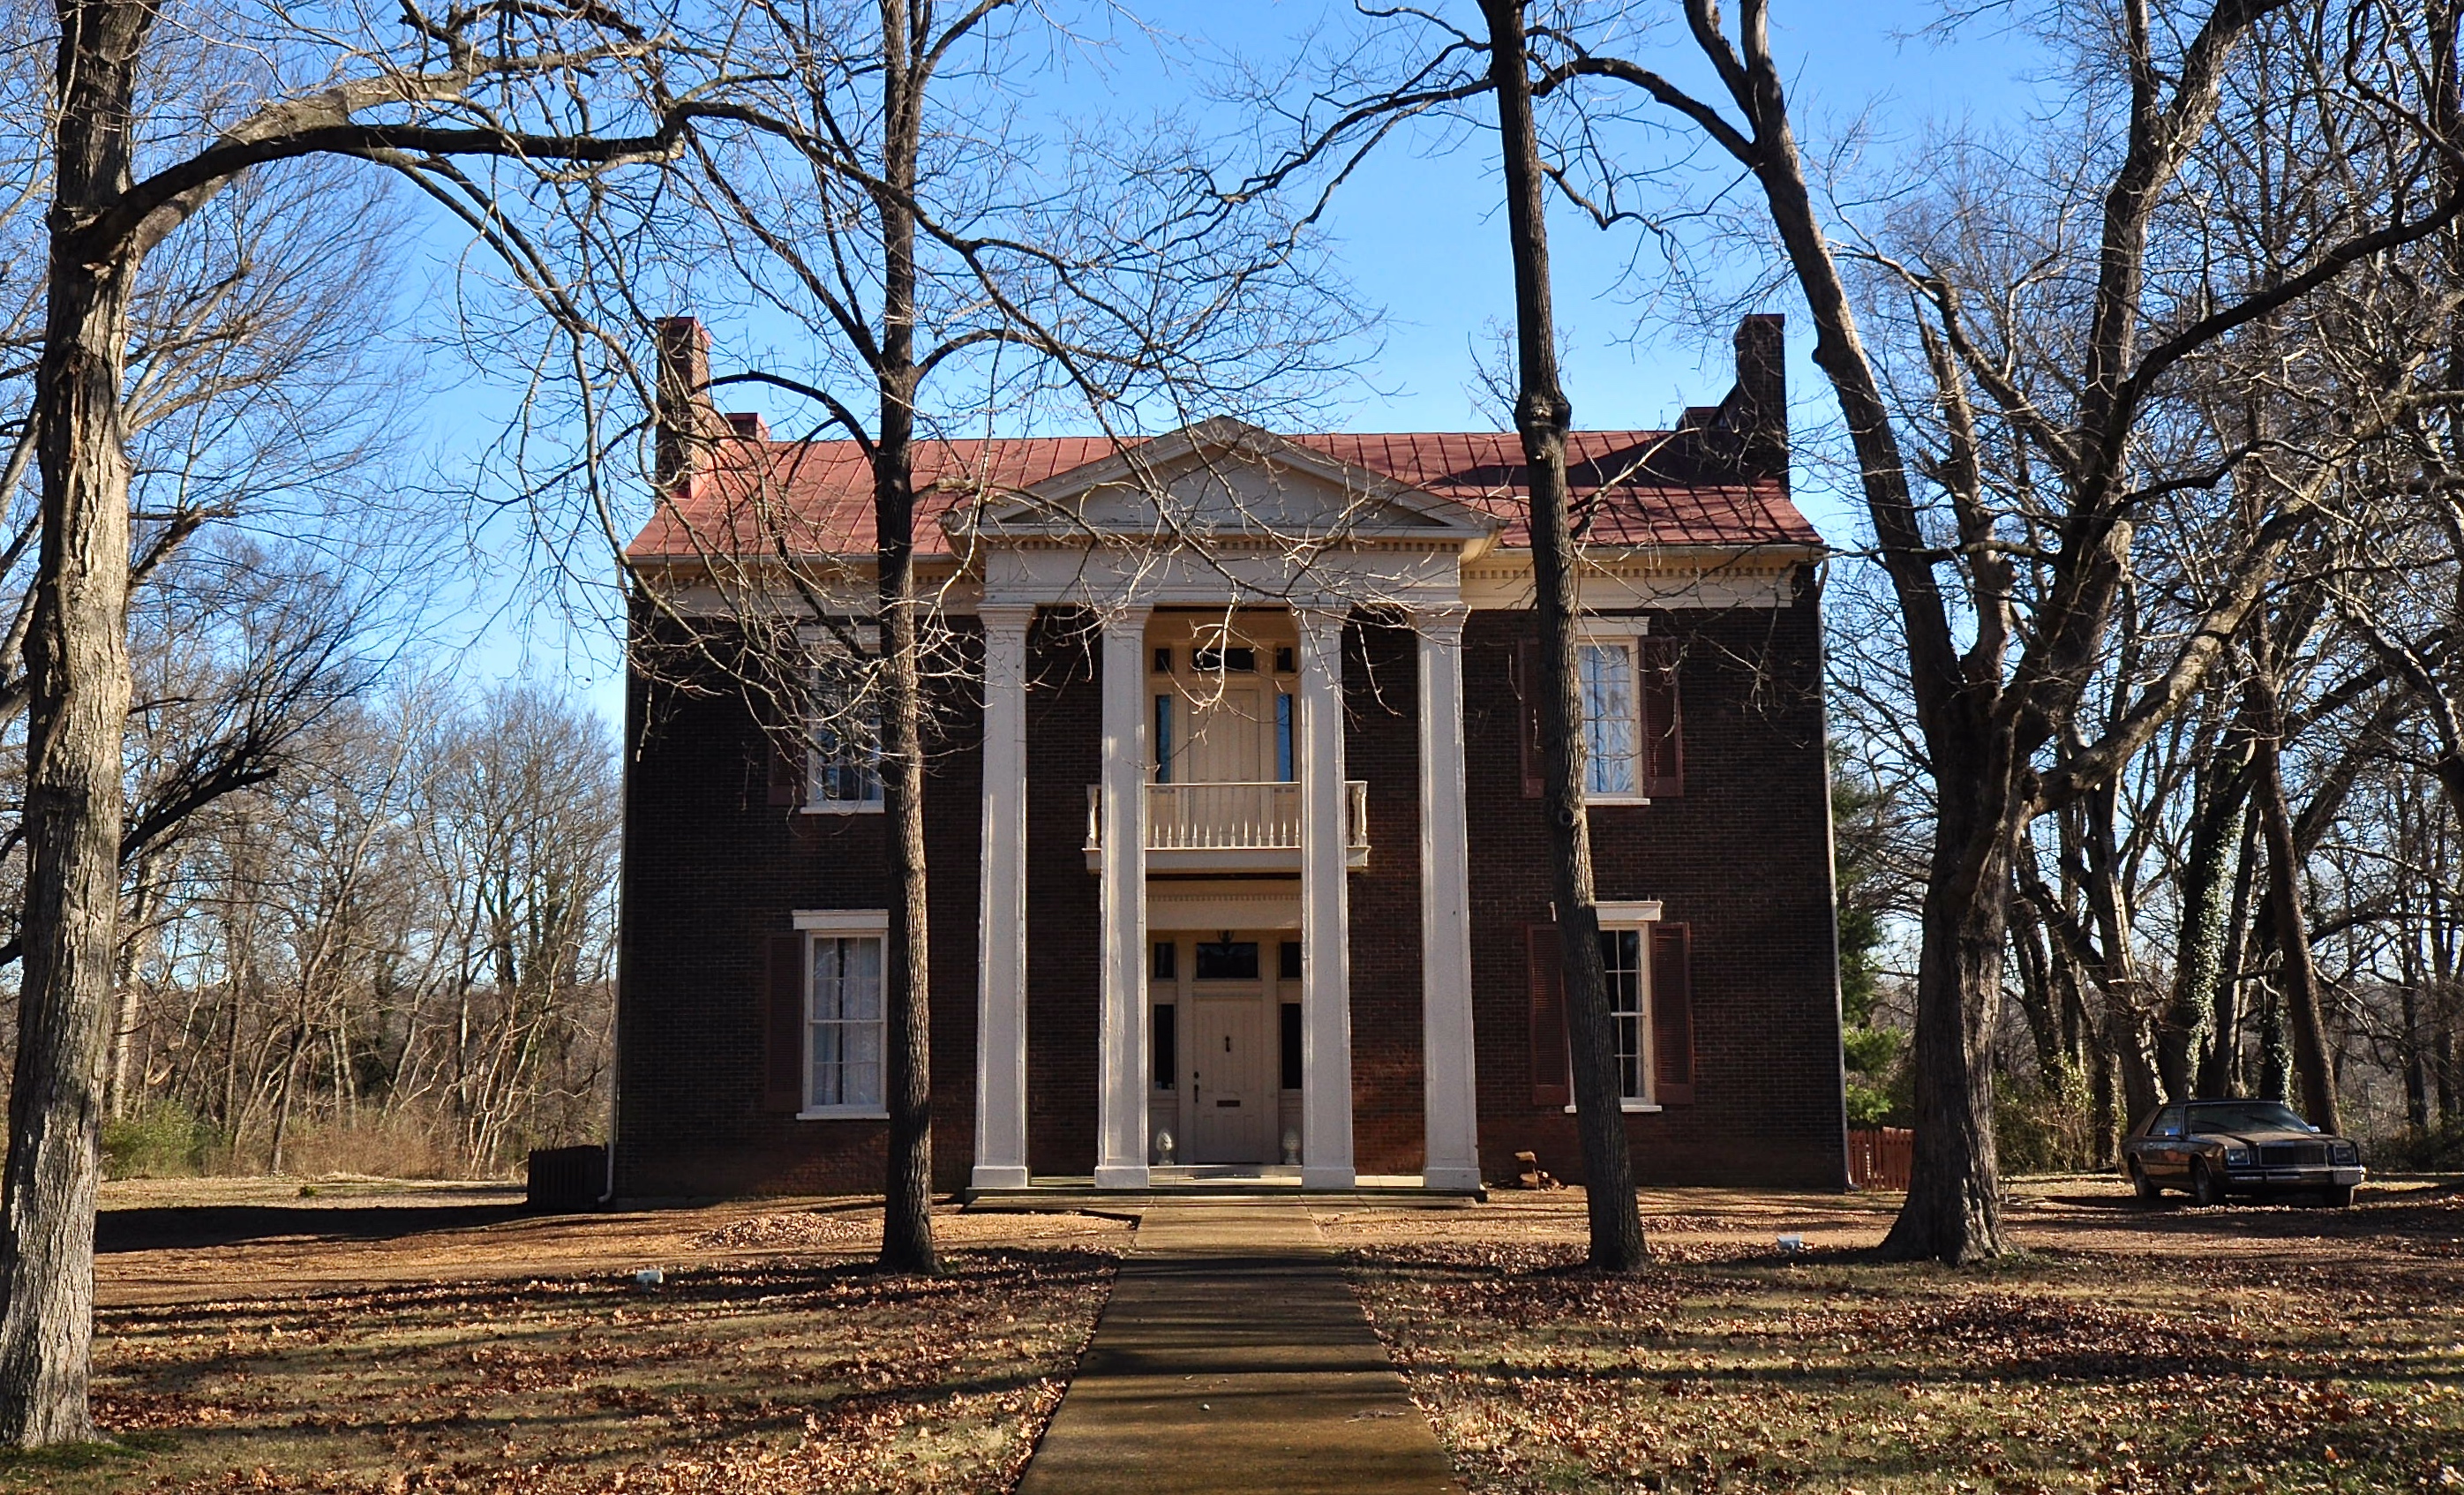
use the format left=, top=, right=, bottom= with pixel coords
left=22, top=1175, right=2464, bottom=1494
left=1333, top=1178, right=2464, bottom=1495
left=11, top=1182, right=1128, bottom=1494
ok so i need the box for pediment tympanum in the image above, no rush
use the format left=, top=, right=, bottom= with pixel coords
left=947, top=417, right=1496, bottom=551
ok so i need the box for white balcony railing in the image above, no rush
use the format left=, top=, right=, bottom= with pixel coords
left=1085, top=781, right=1369, bottom=858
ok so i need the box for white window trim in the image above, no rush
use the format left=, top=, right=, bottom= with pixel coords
left=1574, top=625, right=1653, bottom=807
left=793, top=910, right=890, bottom=1120
left=799, top=625, right=887, bottom=815
left=793, top=909, right=890, bottom=933
left=1566, top=902, right=1665, bottom=1112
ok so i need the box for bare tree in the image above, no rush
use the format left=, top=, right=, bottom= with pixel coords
left=1220, top=0, right=1666, bottom=1272
left=2, top=0, right=689, bottom=1442
left=1529, top=0, right=2464, bottom=1261
left=1475, top=0, right=1646, bottom=1271
left=101, top=680, right=617, bottom=1182
left=470, top=0, right=1353, bottom=1275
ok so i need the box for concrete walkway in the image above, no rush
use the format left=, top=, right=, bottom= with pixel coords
left=1016, top=1205, right=1467, bottom=1495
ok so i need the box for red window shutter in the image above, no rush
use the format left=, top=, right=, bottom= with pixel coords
left=1650, top=921, right=1694, bottom=1104
left=1640, top=638, right=1684, bottom=799
left=1527, top=923, right=1570, bottom=1108
left=766, top=734, right=803, bottom=806
left=763, top=934, right=806, bottom=1112
left=1517, top=640, right=1545, bottom=798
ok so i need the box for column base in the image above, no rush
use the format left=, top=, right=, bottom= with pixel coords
left=969, top=1164, right=1030, bottom=1191
left=1421, top=1165, right=1484, bottom=1192
left=1300, top=1165, right=1356, bottom=1190
left=1092, top=1163, right=1150, bottom=1189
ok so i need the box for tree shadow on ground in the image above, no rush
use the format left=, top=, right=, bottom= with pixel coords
left=97, top=1203, right=530, bottom=1253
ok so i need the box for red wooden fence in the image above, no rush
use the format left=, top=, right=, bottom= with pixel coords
left=1847, top=1127, right=1913, bottom=1191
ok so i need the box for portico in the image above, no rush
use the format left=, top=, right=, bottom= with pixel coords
left=961, top=420, right=1494, bottom=1192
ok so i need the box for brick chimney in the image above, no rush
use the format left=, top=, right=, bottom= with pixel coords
left=1729, top=312, right=1787, bottom=480
left=654, top=316, right=724, bottom=492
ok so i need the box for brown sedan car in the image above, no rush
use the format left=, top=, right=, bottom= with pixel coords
left=2121, top=1099, right=2364, bottom=1207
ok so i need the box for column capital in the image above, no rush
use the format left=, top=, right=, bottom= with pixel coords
left=1411, top=605, right=1471, bottom=643
left=1293, top=605, right=1348, bottom=657
left=977, top=602, right=1037, bottom=634
left=1294, top=600, right=1348, bottom=627
left=1099, top=600, right=1155, bottom=636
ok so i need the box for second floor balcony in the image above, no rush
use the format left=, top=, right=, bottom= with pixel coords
left=1085, top=781, right=1370, bottom=872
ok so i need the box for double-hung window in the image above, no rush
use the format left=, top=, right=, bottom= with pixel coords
left=809, top=662, right=883, bottom=809
left=807, top=930, right=884, bottom=1113
left=1581, top=642, right=1641, bottom=797
left=1521, top=633, right=1682, bottom=802
left=1529, top=903, right=1693, bottom=1111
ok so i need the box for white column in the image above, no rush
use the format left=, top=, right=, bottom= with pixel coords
left=1296, top=605, right=1356, bottom=1189
left=971, top=605, right=1034, bottom=1192
left=1094, top=603, right=1154, bottom=1188
left=1415, top=607, right=1483, bottom=1191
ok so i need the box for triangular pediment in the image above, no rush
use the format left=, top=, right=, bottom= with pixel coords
left=946, top=417, right=1496, bottom=546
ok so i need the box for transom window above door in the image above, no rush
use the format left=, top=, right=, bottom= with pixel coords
left=1192, top=938, right=1260, bottom=980
left=1191, top=645, right=1256, bottom=672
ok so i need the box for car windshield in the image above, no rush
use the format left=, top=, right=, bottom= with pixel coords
left=2187, top=1102, right=2313, bottom=1136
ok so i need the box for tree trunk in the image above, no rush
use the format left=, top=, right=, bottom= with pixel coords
left=1480, top=0, right=1644, bottom=1272
left=1699, top=18, right=2011, bottom=1264
left=875, top=529, right=935, bottom=1274
left=0, top=0, right=152, bottom=1446
left=106, top=854, right=163, bottom=1120
left=873, top=0, right=935, bottom=1277
left=2402, top=981, right=2432, bottom=1137
left=2087, top=1022, right=2116, bottom=1168
left=2107, top=991, right=2160, bottom=1132
left=2161, top=756, right=2245, bottom=1100
left=2257, top=981, right=2291, bottom=1104
left=2196, top=801, right=2260, bottom=1097
left=2251, top=702, right=2338, bottom=1131
left=2438, top=994, right=2457, bottom=1124
left=1880, top=774, right=2016, bottom=1264
left=267, top=1018, right=308, bottom=1176
left=2007, top=901, right=2067, bottom=1083
left=2073, top=789, right=2160, bottom=1126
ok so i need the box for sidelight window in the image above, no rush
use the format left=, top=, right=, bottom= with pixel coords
left=1599, top=928, right=1645, bottom=1101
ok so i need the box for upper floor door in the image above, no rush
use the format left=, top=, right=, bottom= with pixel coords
left=1152, top=619, right=1296, bottom=785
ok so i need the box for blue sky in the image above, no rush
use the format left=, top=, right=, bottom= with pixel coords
left=425, top=2, right=2054, bottom=725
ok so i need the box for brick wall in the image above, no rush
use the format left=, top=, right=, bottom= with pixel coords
left=1460, top=576, right=1848, bottom=1187
left=1022, top=609, right=1102, bottom=1176
left=1344, top=615, right=1426, bottom=1176
left=612, top=617, right=984, bottom=1198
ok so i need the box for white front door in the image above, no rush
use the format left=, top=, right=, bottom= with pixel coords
left=1187, top=994, right=1272, bottom=1163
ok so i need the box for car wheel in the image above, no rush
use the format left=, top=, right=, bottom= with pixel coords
left=2129, top=1161, right=2163, bottom=1204
left=2319, top=1184, right=2355, bottom=1209
left=2190, top=1159, right=2226, bottom=1207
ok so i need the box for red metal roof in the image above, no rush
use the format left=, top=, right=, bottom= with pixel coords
left=625, top=429, right=1820, bottom=560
